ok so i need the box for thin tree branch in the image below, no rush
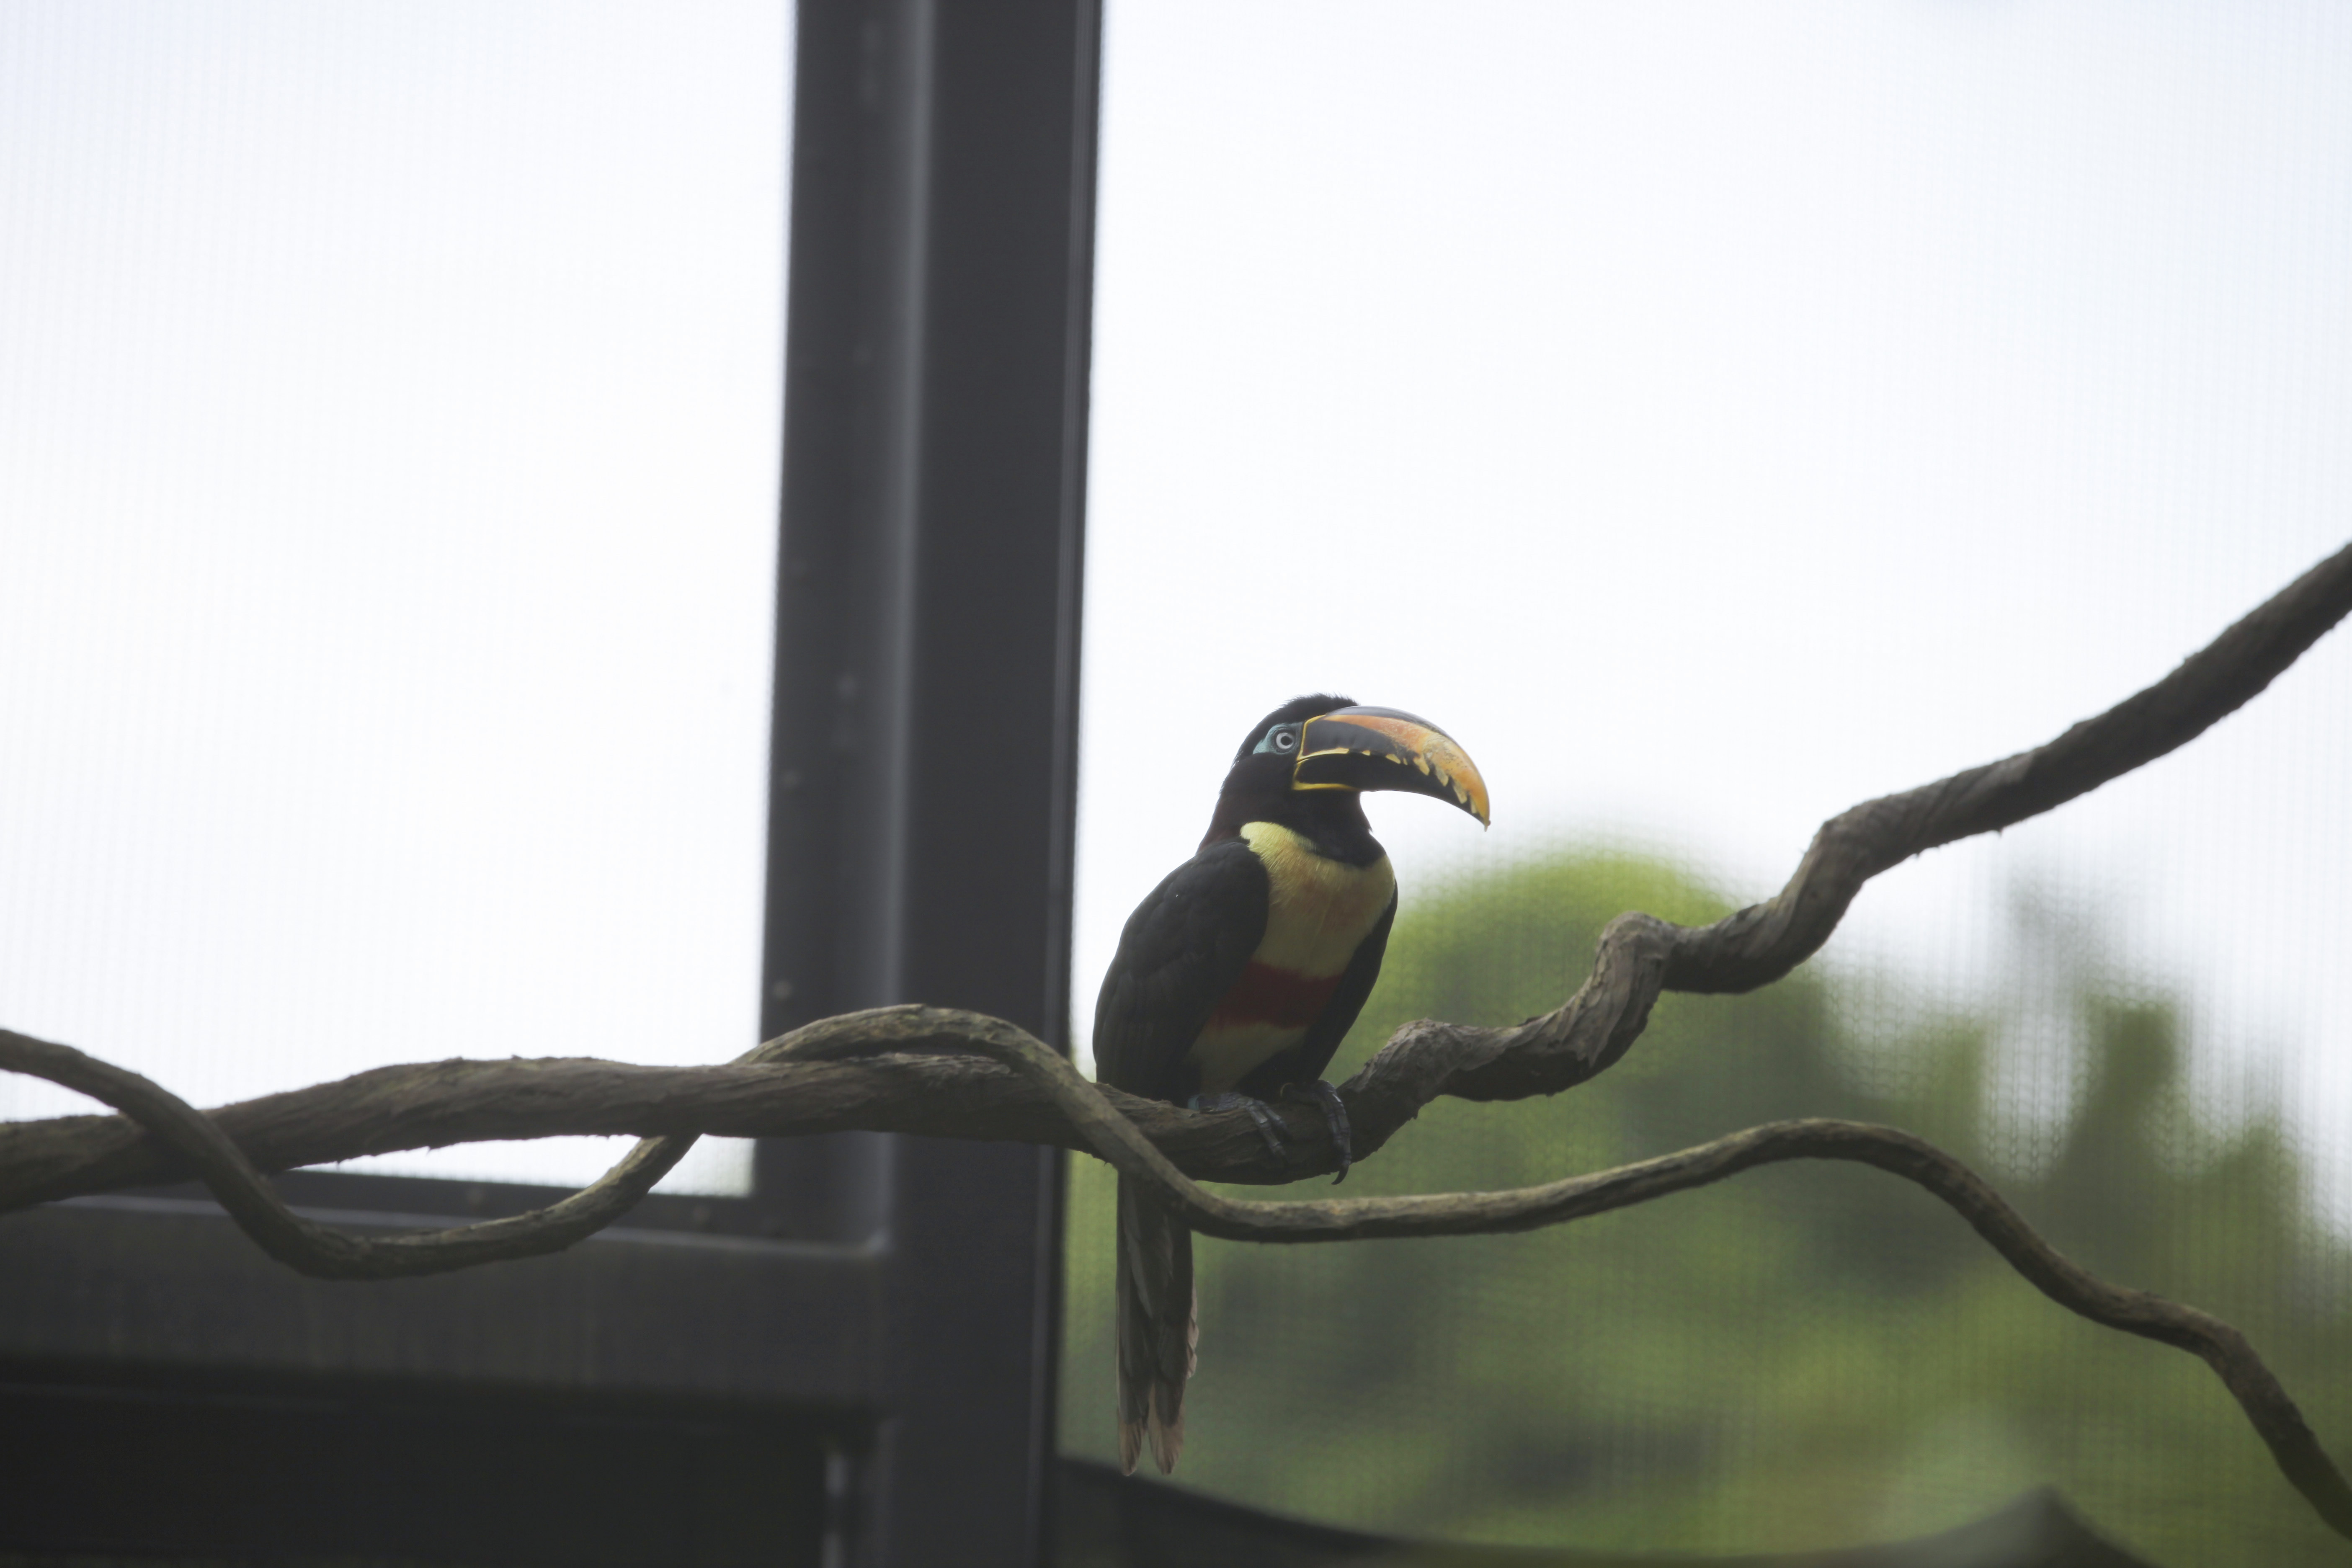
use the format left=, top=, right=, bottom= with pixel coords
left=0, top=1026, right=829, bottom=1279
left=0, top=1013, right=1209, bottom=1212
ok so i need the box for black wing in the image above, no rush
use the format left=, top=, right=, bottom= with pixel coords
left=1092, top=838, right=1269, bottom=1106
left=1235, top=887, right=1395, bottom=1098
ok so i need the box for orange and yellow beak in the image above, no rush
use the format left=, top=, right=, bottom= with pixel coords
left=1291, top=706, right=1491, bottom=826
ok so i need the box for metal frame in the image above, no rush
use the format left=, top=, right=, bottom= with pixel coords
left=0, top=3, right=1099, bottom=1563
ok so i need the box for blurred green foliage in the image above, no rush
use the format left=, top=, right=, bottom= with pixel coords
left=1060, top=848, right=2352, bottom=1565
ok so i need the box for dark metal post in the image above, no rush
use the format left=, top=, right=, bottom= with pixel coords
left=763, top=3, right=1100, bottom=1563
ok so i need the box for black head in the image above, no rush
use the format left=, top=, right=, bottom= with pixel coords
left=1230, top=693, right=1359, bottom=763
left=1205, top=694, right=1490, bottom=854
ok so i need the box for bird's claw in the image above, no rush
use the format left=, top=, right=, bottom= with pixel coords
left=1187, top=1083, right=1352, bottom=1178
left=1188, top=1091, right=1291, bottom=1159
left=1282, top=1079, right=1354, bottom=1183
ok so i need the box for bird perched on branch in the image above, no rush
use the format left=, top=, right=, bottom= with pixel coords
left=1093, top=695, right=1491, bottom=1475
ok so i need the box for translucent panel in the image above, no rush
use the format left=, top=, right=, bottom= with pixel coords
left=0, top=1, right=792, bottom=1194
left=1069, top=2, right=2352, bottom=1560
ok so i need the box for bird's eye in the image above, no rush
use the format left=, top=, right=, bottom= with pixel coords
left=1251, top=722, right=1306, bottom=757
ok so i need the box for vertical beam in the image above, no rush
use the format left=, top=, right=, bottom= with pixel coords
left=764, top=3, right=1100, bottom=1563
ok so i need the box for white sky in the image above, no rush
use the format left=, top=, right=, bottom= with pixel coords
left=1, top=1, right=2347, bottom=1210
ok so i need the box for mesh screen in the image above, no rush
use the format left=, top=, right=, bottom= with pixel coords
left=1067, top=4, right=2352, bottom=1559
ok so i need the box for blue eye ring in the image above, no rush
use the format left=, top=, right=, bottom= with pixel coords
left=1253, top=723, right=1303, bottom=756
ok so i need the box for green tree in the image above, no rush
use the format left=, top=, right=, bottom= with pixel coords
left=1062, top=848, right=2352, bottom=1564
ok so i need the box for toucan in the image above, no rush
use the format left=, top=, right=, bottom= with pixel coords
left=1093, top=695, right=1492, bottom=1475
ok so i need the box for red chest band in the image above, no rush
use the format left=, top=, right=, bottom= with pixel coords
left=1207, top=962, right=1342, bottom=1030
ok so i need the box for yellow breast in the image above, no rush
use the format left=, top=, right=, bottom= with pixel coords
left=1238, top=821, right=1395, bottom=978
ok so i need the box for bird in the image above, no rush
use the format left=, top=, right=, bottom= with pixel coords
left=1091, top=695, right=1491, bottom=1475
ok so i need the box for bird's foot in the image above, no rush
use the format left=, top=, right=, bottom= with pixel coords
left=1281, top=1079, right=1354, bottom=1183
left=1186, top=1091, right=1290, bottom=1159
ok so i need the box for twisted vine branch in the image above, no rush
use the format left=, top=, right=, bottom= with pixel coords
left=1337, top=534, right=2352, bottom=1145
left=5, top=1009, right=2350, bottom=1537
left=5, top=539, right=2351, bottom=1535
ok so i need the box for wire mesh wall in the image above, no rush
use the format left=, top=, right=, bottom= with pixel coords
left=1065, top=5, right=2352, bottom=1559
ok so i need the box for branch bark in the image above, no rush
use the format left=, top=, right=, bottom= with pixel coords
left=5, top=1008, right=2350, bottom=1538
left=5, top=539, right=2351, bottom=1535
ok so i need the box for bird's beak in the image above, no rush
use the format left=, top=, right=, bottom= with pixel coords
left=1291, top=707, right=1491, bottom=826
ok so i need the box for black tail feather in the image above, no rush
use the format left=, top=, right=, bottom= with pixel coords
left=1114, top=1174, right=1195, bottom=1475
